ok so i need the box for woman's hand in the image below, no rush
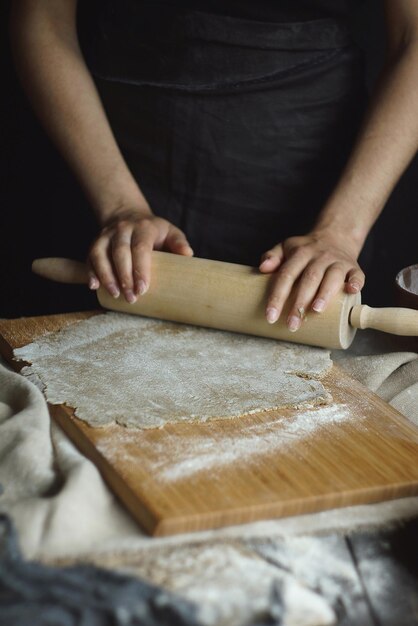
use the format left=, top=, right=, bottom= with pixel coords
left=259, top=230, right=365, bottom=332
left=256, top=0, right=418, bottom=334
left=88, top=208, right=193, bottom=303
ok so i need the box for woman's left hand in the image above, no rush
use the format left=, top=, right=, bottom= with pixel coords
left=259, top=230, right=365, bottom=332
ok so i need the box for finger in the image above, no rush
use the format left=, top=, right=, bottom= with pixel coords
left=265, top=249, right=311, bottom=324
left=286, top=261, right=328, bottom=332
left=165, top=227, right=194, bottom=256
left=345, top=268, right=365, bottom=294
left=259, top=244, right=284, bottom=273
left=86, top=263, right=100, bottom=291
left=111, top=226, right=136, bottom=303
left=311, top=263, right=348, bottom=314
left=88, top=237, right=120, bottom=298
left=131, top=222, right=159, bottom=296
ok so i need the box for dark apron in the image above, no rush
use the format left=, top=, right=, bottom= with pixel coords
left=87, top=5, right=366, bottom=265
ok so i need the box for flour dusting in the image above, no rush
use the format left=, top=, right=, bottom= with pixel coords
left=97, top=403, right=351, bottom=484
left=163, top=404, right=349, bottom=483
left=116, top=540, right=337, bottom=626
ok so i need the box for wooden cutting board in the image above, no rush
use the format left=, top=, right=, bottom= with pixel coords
left=1, top=312, right=418, bottom=536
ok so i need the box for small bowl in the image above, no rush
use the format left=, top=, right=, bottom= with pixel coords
left=395, top=264, right=418, bottom=310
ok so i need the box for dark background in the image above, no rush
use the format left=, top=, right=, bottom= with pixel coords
left=1, top=0, right=417, bottom=319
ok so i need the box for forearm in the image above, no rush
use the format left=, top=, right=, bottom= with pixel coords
left=9, top=0, right=150, bottom=224
left=313, top=39, right=418, bottom=254
left=261, top=20, right=418, bottom=326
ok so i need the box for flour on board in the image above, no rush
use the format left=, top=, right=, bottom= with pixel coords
left=97, top=403, right=351, bottom=484
left=14, top=312, right=333, bottom=429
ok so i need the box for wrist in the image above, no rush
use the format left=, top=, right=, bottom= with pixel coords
left=92, top=184, right=153, bottom=227
left=311, top=171, right=385, bottom=258
left=97, top=201, right=153, bottom=228
left=309, top=222, right=366, bottom=258
left=83, top=160, right=153, bottom=226
left=312, top=199, right=374, bottom=258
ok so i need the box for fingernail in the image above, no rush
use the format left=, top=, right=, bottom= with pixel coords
left=287, top=315, right=301, bottom=332
left=266, top=307, right=279, bottom=324
left=312, top=298, right=325, bottom=312
left=88, top=276, right=99, bottom=290
left=109, top=284, right=120, bottom=298
left=349, top=282, right=360, bottom=293
left=125, top=289, right=137, bottom=304
left=137, top=279, right=148, bottom=296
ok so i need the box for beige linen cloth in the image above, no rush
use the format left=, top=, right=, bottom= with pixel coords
left=1, top=330, right=418, bottom=625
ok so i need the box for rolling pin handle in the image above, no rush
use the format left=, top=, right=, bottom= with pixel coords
left=350, top=304, right=418, bottom=336
left=32, top=258, right=89, bottom=285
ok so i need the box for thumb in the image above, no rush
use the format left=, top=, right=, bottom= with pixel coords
left=259, top=244, right=284, bottom=273
left=165, top=228, right=194, bottom=256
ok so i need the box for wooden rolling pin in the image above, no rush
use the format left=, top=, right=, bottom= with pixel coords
left=32, top=252, right=418, bottom=349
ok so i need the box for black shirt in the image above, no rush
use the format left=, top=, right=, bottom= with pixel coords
left=125, top=0, right=363, bottom=22
left=87, top=0, right=363, bottom=87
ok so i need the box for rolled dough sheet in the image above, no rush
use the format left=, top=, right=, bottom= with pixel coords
left=14, top=313, right=332, bottom=429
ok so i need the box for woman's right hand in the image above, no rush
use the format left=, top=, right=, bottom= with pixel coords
left=87, top=208, right=193, bottom=303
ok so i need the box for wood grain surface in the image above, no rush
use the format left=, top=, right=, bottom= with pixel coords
left=1, top=312, right=418, bottom=537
